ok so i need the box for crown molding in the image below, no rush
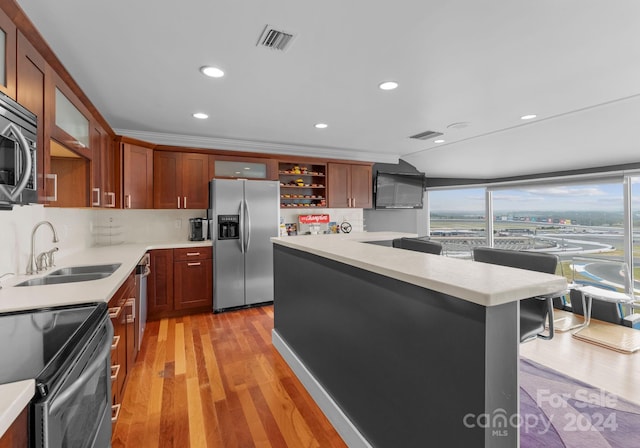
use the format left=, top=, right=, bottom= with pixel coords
left=114, top=129, right=400, bottom=164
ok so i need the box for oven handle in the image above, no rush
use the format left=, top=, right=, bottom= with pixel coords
left=49, top=320, right=114, bottom=413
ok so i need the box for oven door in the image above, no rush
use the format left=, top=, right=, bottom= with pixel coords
left=34, top=317, right=114, bottom=448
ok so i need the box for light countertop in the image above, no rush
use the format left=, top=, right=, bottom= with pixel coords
left=0, top=380, right=33, bottom=439
left=0, top=240, right=212, bottom=313
left=272, top=232, right=568, bottom=307
left=0, top=239, right=212, bottom=439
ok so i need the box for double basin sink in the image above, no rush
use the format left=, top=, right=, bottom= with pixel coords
left=16, top=263, right=122, bottom=287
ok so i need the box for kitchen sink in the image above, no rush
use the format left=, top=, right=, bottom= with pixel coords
left=48, top=263, right=122, bottom=276
left=15, top=272, right=112, bottom=287
left=15, top=263, right=121, bottom=287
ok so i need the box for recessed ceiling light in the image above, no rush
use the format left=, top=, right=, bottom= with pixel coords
left=434, top=139, right=445, bottom=144
left=200, top=66, right=225, bottom=78
left=378, top=81, right=398, bottom=91
left=193, top=112, right=209, bottom=119
left=520, top=114, right=537, bottom=120
left=314, top=123, right=328, bottom=129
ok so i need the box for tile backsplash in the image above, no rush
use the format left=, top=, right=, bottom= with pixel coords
left=1, top=206, right=207, bottom=277
left=1, top=205, right=364, bottom=277
left=0, top=205, right=95, bottom=276
left=93, top=209, right=207, bottom=245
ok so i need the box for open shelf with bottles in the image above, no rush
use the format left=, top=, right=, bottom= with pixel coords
left=278, top=161, right=327, bottom=208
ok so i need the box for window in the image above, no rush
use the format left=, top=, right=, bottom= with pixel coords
left=631, top=176, right=640, bottom=294
left=428, top=188, right=486, bottom=258
left=491, top=182, right=625, bottom=292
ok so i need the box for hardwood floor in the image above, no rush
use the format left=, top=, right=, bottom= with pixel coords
left=112, top=305, right=347, bottom=448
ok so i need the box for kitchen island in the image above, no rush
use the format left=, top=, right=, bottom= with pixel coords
left=271, top=232, right=567, bottom=448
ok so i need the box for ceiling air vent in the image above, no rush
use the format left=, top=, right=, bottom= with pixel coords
left=409, top=130, right=443, bottom=141
left=257, top=25, right=296, bottom=52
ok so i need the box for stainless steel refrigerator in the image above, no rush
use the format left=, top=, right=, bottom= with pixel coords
left=209, top=179, right=280, bottom=311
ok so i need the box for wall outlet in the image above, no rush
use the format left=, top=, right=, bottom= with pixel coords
left=175, top=219, right=182, bottom=229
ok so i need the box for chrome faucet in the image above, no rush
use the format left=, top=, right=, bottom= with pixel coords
left=27, top=221, right=60, bottom=275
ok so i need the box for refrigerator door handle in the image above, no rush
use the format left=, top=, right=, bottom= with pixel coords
left=244, top=199, right=252, bottom=252
left=239, top=200, right=245, bottom=254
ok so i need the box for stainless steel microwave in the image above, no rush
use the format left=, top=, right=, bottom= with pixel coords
left=0, top=92, right=37, bottom=207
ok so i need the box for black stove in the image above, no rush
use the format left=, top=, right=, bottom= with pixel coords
left=0, top=302, right=113, bottom=448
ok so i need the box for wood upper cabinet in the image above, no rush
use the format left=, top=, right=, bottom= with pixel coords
left=91, top=124, right=117, bottom=207
left=90, top=125, right=103, bottom=207
left=154, top=151, right=209, bottom=209
left=327, top=162, right=373, bottom=209
left=16, top=31, right=48, bottom=202
left=122, top=142, right=153, bottom=208
left=0, top=7, right=17, bottom=99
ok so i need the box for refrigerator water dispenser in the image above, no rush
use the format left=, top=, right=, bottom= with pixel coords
left=218, top=215, right=239, bottom=240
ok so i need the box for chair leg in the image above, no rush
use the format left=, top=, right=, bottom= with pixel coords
left=537, top=298, right=554, bottom=340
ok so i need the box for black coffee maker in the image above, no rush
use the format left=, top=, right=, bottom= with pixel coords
left=189, top=218, right=207, bottom=241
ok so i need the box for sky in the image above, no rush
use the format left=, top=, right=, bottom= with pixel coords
left=427, top=182, right=640, bottom=213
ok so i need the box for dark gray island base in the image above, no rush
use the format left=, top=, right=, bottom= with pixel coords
left=273, top=244, right=520, bottom=448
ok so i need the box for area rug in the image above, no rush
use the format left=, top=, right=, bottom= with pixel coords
left=520, top=358, right=640, bottom=447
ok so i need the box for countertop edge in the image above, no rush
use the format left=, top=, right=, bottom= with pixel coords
left=0, top=380, right=34, bottom=439
left=0, top=240, right=212, bottom=313
left=272, top=233, right=567, bottom=306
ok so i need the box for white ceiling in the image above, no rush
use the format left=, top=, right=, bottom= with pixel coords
left=14, top=0, right=640, bottom=179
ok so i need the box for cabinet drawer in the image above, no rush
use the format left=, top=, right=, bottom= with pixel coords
left=174, top=246, right=212, bottom=261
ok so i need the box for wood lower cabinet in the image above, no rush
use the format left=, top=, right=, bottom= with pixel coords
left=327, top=162, right=373, bottom=208
left=108, top=271, right=135, bottom=423
left=174, top=248, right=213, bottom=310
left=148, top=246, right=213, bottom=319
left=147, top=249, right=174, bottom=317
left=0, top=406, right=27, bottom=448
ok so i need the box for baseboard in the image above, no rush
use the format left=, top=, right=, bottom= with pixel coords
left=271, top=329, right=372, bottom=448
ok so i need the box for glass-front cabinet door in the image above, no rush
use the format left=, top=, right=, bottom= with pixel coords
left=54, top=87, right=90, bottom=150
left=212, top=155, right=276, bottom=180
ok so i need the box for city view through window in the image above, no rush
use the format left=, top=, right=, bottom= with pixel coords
left=428, top=180, right=640, bottom=303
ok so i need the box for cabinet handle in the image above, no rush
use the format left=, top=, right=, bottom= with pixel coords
left=111, top=335, right=120, bottom=350
left=125, top=194, right=132, bottom=209
left=187, top=262, right=202, bottom=267
left=92, top=188, right=101, bottom=206
left=177, top=196, right=181, bottom=208
left=186, top=252, right=200, bottom=256
left=45, top=173, right=58, bottom=202
left=184, top=196, right=187, bottom=208
left=106, top=192, right=116, bottom=208
left=108, top=306, right=122, bottom=319
left=112, top=404, right=121, bottom=423
left=126, top=298, right=136, bottom=322
left=352, top=198, right=356, bottom=208
left=111, top=364, right=120, bottom=382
